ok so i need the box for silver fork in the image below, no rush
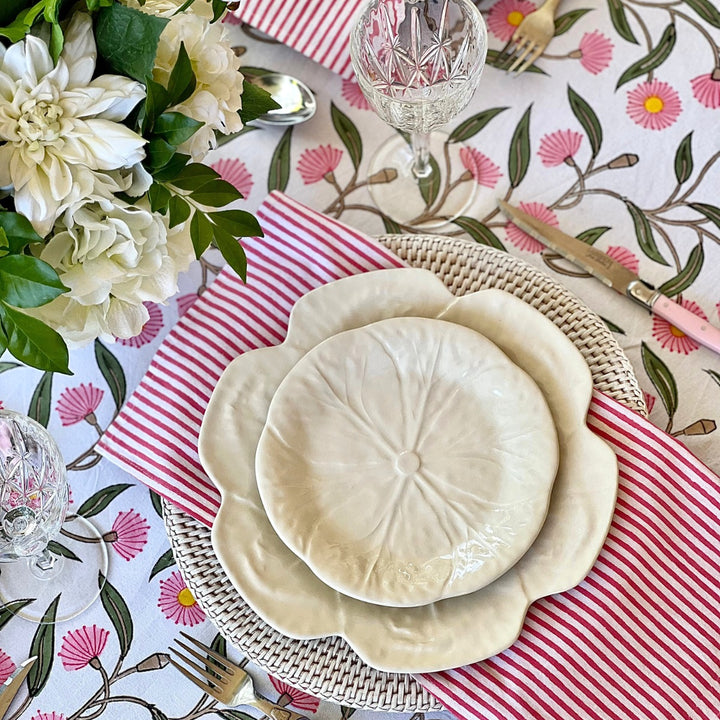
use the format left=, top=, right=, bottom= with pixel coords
left=169, top=633, right=309, bottom=720
left=505, top=0, right=562, bottom=75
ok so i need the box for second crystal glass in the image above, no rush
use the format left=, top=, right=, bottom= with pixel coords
left=350, top=0, right=488, bottom=228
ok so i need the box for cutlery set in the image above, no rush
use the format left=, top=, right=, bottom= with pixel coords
left=0, top=657, right=36, bottom=720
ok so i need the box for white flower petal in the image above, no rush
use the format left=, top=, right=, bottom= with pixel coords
left=71, top=119, right=146, bottom=169
left=61, top=13, right=97, bottom=87
left=71, top=76, right=145, bottom=121
left=106, top=298, right=150, bottom=339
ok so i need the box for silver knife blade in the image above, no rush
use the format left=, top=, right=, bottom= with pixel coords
left=0, top=656, right=37, bottom=719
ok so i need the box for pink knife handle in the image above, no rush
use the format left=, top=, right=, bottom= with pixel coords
left=652, top=295, right=720, bottom=356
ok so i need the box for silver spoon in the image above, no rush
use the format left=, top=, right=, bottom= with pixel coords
left=247, top=72, right=317, bottom=126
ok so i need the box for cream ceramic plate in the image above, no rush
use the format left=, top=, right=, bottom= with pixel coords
left=200, top=268, right=617, bottom=673
left=256, top=316, right=559, bottom=607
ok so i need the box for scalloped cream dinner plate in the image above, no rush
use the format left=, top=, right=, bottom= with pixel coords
left=255, top=316, right=559, bottom=607
left=200, top=268, right=618, bottom=673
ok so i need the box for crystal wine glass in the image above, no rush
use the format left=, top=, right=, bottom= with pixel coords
left=0, top=410, right=107, bottom=624
left=350, top=0, right=488, bottom=228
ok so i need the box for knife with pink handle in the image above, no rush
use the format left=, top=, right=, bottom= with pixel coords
left=498, top=201, right=720, bottom=356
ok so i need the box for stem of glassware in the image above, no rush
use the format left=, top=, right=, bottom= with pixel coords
left=28, top=546, right=64, bottom=580
left=410, top=132, right=433, bottom=179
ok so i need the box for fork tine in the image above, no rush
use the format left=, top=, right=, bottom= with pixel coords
left=179, top=631, right=236, bottom=671
left=174, top=638, right=233, bottom=675
left=500, top=36, right=526, bottom=69
left=170, top=646, right=232, bottom=686
left=507, top=40, right=536, bottom=74
left=168, top=657, right=218, bottom=696
left=515, top=44, right=545, bottom=74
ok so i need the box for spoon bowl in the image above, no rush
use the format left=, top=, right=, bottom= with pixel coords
left=248, top=72, right=317, bottom=126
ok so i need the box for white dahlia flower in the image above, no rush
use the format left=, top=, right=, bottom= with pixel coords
left=123, top=0, right=215, bottom=19
left=0, top=13, right=147, bottom=236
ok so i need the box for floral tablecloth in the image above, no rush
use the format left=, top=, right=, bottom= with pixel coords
left=1, top=2, right=720, bottom=720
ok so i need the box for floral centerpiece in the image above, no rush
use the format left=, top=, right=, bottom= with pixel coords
left=0, top=0, right=278, bottom=373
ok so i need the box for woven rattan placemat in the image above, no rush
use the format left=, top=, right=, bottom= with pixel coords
left=163, top=235, right=647, bottom=712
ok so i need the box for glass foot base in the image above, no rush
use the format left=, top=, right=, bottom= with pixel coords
left=0, top=516, right=109, bottom=624
left=367, top=131, right=477, bottom=230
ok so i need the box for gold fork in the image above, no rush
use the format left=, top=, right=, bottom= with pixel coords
left=506, top=0, right=562, bottom=75
left=169, top=633, right=309, bottom=720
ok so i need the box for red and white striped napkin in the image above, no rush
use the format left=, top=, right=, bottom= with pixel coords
left=229, top=0, right=365, bottom=79
left=97, top=191, right=720, bottom=720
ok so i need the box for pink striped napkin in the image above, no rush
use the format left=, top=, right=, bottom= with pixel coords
left=97, top=191, right=720, bottom=720
left=230, top=0, right=365, bottom=79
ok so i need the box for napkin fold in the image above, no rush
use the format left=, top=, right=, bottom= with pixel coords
left=230, top=0, right=365, bottom=79
left=97, top=191, right=720, bottom=720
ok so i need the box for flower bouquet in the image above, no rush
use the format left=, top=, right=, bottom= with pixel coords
left=0, top=0, right=278, bottom=373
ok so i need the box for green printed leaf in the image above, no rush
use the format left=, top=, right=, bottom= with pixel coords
left=453, top=217, right=506, bottom=250
left=77, top=484, right=133, bottom=518
left=149, top=706, right=170, bottom=720
left=554, top=8, right=591, bottom=35
left=267, top=126, right=293, bottom=193
left=0, top=211, right=44, bottom=253
left=601, top=316, right=625, bottom=334
left=48, top=540, right=82, bottom=562
left=657, top=243, right=704, bottom=296
left=167, top=43, right=196, bottom=106
left=95, top=4, right=169, bottom=83
left=100, top=572, right=133, bottom=659
left=211, top=632, right=228, bottom=658
left=341, top=708, right=357, bottom=720
left=616, top=24, right=676, bottom=89
left=28, top=372, right=53, bottom=427
left=577, top=226, right=611, bottom=245
left=418, top=155, right=441, bottom=209
left=149, top=548, right=176, bottom=581
left=625, top=201, right=668, bottom=265
left=705, top=369, right=720, bottom=389
left=508, top=105, right=532, bottom=188
left=28, top=595, right=60, bottom=696
left=682, top=0, right=720, bottom=28
left=149, top=489, right=164, bottom=518
left=688, top=202, right=720, bottom=232
left=674, top=132, right=694, bottom=185
left=0, top=361, right=20, bottom=373
left=381, top=215, right=403, bottom=234
left=448, top=107, right=508, bottom=143
left=213, top=226, right=248, bottom=282
left=0, top=598, right=34, bottom=630
left=95, top=340, right=127, bottom=411
left=216, top=711, right=255, bottom=720
left=0, top=255, right=67, bottom=308
left=190, top=210, right=215, bottom=256
left=486, top=49, right=546, bottom=74
left=239, top=78, right=281, bottom=124
left=331, top=102, right=362, bottom=170
left=568, top=86, right=602, bottom=158
left=607, top=0, right=638, bottom=43
left=210, top=210, right=262, bottom=238
left=641, top=342, right=677, bottom=418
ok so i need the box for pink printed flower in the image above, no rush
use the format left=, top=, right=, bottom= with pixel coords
left=297, top=145, right=343, bottom=184
left=626, top=79, right=682, bottom=131
left=459, top=147, right=502, bottom=188
left=158, top=571, right=206, bottom=626
left=59, top=626, right=110, bottom=670
left=31, top=713, right=65, bottom=720
left=342, top=78, right=371, bottom=110
left=269, top=677, right=321, bottom=712
left=537, top=130, right=583, bottom=167
left=177, top=293, right=199, bottom=317
left=212, top=158, right=254, bottom=199
left=106, top=510, right=150, bottom=561
left=505, top=202, right=558, bottom=253
left=118, top=303, right=163, bottom=348
left=0, top=650, right=15, bottom=684
left=690, top=70, right=720, bottom=109
left=606, top=245, right=639, bottom=274
left=576, top=31, right=613, bottom=75
left=56, top=384, right=103, bottom=426
left=487, top=0, right=537, bottom=42
left=652, top=298, right=707, bottom=354
left=643, top=391, right=656, bottom=414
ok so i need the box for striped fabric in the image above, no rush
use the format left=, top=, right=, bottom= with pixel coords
left=97, top=192, right=720, bottom=719
left=230, top=0, right=365, bottom=79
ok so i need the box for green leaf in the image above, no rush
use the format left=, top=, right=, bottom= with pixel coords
left=674, top=132, right=694, bottom=185
left=167, top=42, right=196, bottom=106
left=148, top=182, right=171, bottom=214
left=77, top=484, right=133, bottom=518
left=169, top=163, right=221, bottom=191
left=688, top=202, right=720, bottom=232
left=0, top=0, right=31, bottom=26
left=0, top=598, right=34, bottom=630
left=554, top=8, right=591, bottom=35
left=453, top=217, right=506, bottom=250
left=27, top=595, right=60, bottom=696
left=213, top=226, right=247, bottom=281
left=141, top=77, right=171, bottom=135
left=99, top=572, right=134, bottom=659
left=190, top=179, right=242, bottom=207
left=28, top=371, right=53, bottom=427
left=239, top=78, right=281, bottom=124
left=95, top=4, right=169, bottom=83
left=209, top=210, right=262, bottom=238
left=0, top=255, right=67, bottom=308
left=568, top=86, right=602, bottom=158
left=607, top=0, right=638, bottom=43
left=508, top=105, right=532, bottom=188
left=682, top=0, right=720, bottom=28
left=211, top=0, right=228, bottom=22
left=149, top=548, right=176, bottom=581
left=47, top=540, right=82, bottom=562
left=267, top=127, right=292, bottom=193
left=331, top=102, right=362, bottom=170
left=0, top=304, right=70, bottom=374
left=418, top=155, right=441, bottom=209
left=0, top=211, right=44, bottom=253
left=154, top=112, right=205, bottom=146
left=169, top=196, right=192, bottom=228
left=625, top=200, right=669, bottom=265
left=152, top=153, right=191, bottom=183
left=641, top=342, right=678, bottom=418
left=95, top=340, right=126, bottom=411
left=146, top=138, right=177, bottom=170
left=190, top=211, right=215, bottom=256
left=49, top=21, right=63, bottom=63
left=657, top=243, right=704, bottom=296
left=577, top=226, right=611, bottom=245
left=616, top=24, right=676, bottom=89
left=447, top=107, right=508, bottom=143
left=149, top=489, right=164, bottom=518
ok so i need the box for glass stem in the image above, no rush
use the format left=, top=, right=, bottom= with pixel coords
left=411, top=132, right=432, bottom=179
left=28, top=546, right=63, bottom=580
